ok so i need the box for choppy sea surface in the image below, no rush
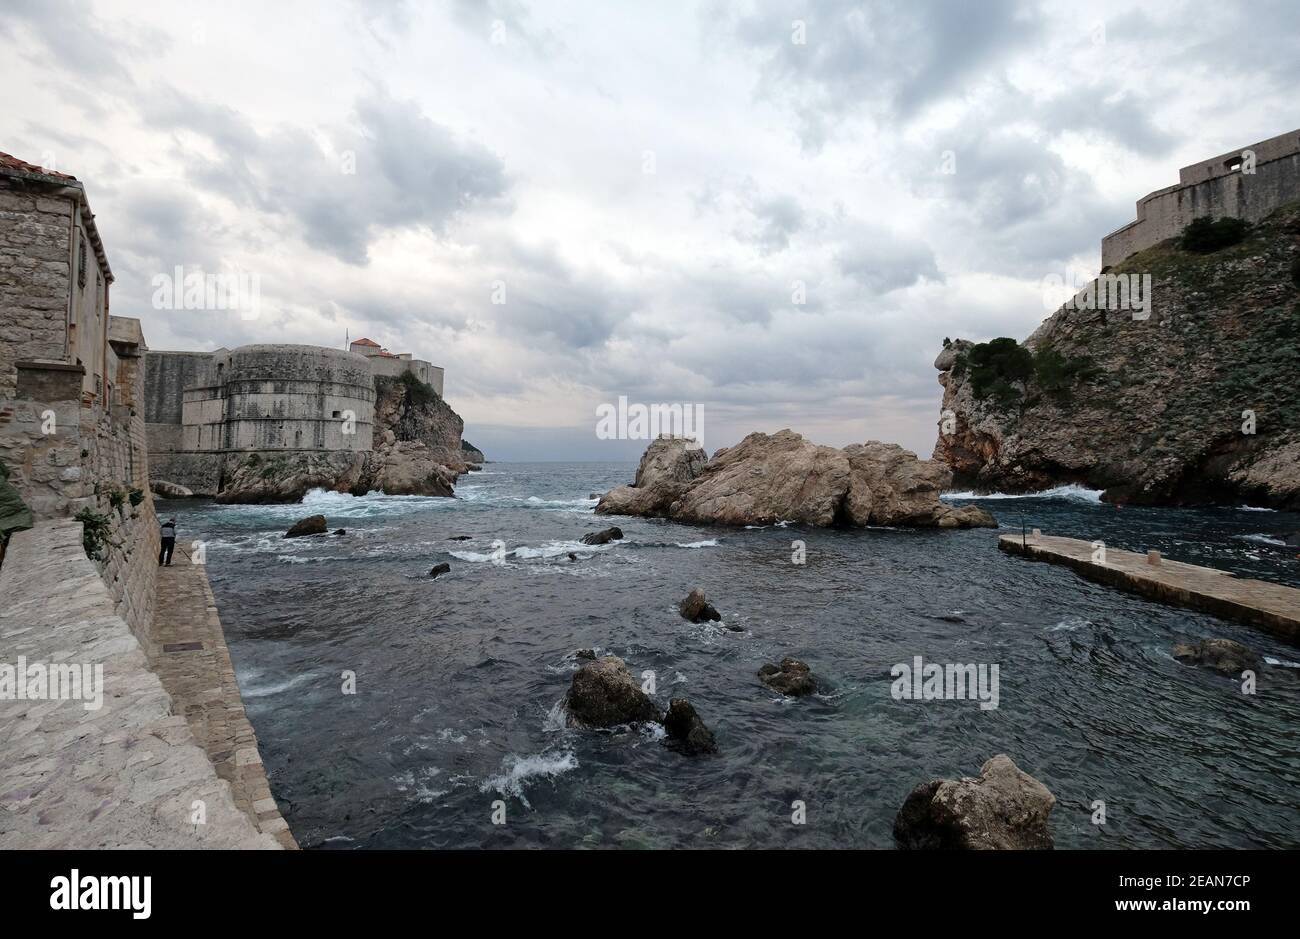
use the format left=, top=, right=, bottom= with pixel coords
left=158, top=463, right=1300, bottom=849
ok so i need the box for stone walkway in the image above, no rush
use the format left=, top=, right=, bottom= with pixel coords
left=999, top=532, right=1300, bottom=644
left=0, top=521, right=279, bottom=848
left=150, top=542, right=297, bottom=848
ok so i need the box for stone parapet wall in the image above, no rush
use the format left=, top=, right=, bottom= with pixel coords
left=0, top=520, right=280, bottom=849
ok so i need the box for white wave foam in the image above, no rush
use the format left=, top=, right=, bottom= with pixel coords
left=479, top=751, right=578, bottom=808
left=541, top=698, right=569, bottom=733
left=1234, top=533, right=1286, bottom=546
left=1264, top=656, right=1300, bottom=668
left=942, top=484, right=1104, bottom=504
left=1237, top=505, right=1278, bottom=512
left=394, top=766, right=449, bottom=803
left=452, top=540, right=611, bottom=562
left=675, top=539, right=719, bottom=548
left=241, top=671, right=319, bottom=699
left=298, top=487, right=457, bottom=518
left=1046, top=616, right=1093, bottom=632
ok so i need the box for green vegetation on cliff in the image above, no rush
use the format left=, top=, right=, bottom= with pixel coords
left=951, top=338, right=1098, bottom=409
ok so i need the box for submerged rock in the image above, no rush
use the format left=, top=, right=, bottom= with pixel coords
left=566, top=655, right=658, bottom=728
left=333, top=528, right=347, bottom=536
left=581, top=526, right=624, bottom=546
left=894, top=754, right=1056, bottom=850
left=428, top=562, right=451, bottom=578
left=447, top=535, right=472, bottom=541
left=758, top=657, right=817, bottom=696
left=284, top=515, right=327, bottom=538
left=662, top=699, right=718, bottom=755
left=596, top=431, right=995, bottom=529
left=679, top=588, right=721, bottom=623
left=1172, top=638, right=1261, bottom=675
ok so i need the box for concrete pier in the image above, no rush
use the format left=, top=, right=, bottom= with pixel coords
left=999, top=533, right=1300, bottom=645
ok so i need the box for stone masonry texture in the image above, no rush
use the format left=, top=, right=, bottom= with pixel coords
left=0, top=520, right=280, bottom=849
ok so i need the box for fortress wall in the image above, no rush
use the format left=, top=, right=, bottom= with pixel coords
left=366, top=354, right=444, bottom=397
left=1102, top=143, right=1300, bottom=268
left=144, top=350, right=214, bottom=425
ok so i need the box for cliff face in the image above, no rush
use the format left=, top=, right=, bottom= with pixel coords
left=373, top=373, right=465, bottom=466
left=933, top=203, right=1300, bottom=508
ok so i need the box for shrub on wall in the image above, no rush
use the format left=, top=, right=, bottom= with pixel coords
left=75, top=508, right=113, bottom=560
left=1181, top=216, right=1249, bottom=252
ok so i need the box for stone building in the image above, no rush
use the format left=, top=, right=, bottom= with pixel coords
left=1102, top=128, right=1300, bottom=268
left=348, top=336, right=443, bottom=396
left=0, top=152, right=158, bottom=632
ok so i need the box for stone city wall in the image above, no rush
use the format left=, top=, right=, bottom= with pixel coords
left=1102, top=129, right=1300, bottom=268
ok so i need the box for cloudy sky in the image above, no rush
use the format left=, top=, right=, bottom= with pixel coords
left=2, top=0, right=1295, bottom=460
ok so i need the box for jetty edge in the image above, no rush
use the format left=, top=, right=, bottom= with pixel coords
left=998, top=532, right=1300, bottom=645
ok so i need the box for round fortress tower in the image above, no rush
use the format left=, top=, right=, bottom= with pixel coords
left=182, top=344, right=374, bottom=452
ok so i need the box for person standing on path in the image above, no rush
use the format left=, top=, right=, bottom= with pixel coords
left=159, top=517, right=177, bottom=566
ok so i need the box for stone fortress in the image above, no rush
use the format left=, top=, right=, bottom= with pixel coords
left=1101, top=128, right=1300, bottom=268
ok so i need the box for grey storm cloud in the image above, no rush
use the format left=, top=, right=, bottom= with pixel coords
left=2, top=0, right=1288, bottom=459
left=740, top=193, right=806, bottom=254
left=721, top=0, right=1043, bottom=148
left=0, top=0, right=156, bottom=82
left=139, top=87, right=509, bottom=265
left=905, top=120, right=1124, bottom=274
left=835, top=223, right=941, bottom=293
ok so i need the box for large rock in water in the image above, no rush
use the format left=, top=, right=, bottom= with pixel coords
left=758, top=657, right=817, bottom=696
left=674, top=430, right=850, bottom=526
left=894, top=754, right=1056, bottom=850
left=596, top=431, right=994, bottom=529
left=1172, top=638, right=1261, bottom=675
left=284, top=515, right=327, bottom=538
left=662, top=699, right=718, bottom=755
left=565, top=656, right=659, bottom=727
left=679, top=588, right=721, bottom=623
left=596, top=437, right=708, bottom=517
left=363, top=441, right=457, bottom=497
left=580, top=526, right=624, bottom=546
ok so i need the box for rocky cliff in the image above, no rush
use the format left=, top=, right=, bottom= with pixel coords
left=934, top=203, right=1300, bottom=508
left=216, top=373, right=471, bottom=503
left=597, top=432, right=996, bottom=529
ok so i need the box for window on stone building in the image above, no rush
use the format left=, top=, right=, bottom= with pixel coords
left=77, top=237, right=87, bottom=290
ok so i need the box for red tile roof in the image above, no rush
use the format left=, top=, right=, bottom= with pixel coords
left=350, top=337, right=380, bottom=347
left=0, top=152, right=78, bottom=181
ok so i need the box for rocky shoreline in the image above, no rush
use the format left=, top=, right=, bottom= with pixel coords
left=596, top=432, right=996, bottom=530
